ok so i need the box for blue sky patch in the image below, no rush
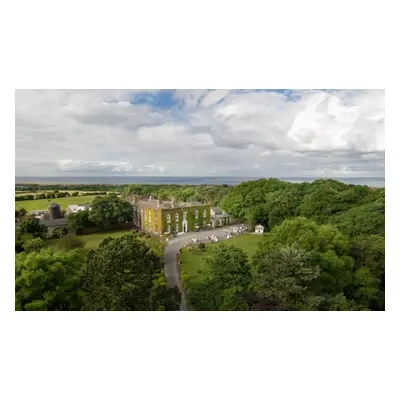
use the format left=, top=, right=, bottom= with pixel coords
left=131, top=90, right=179, bottom=109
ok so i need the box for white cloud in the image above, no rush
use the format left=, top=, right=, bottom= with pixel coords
left=15, top=89, right=385, bottom=177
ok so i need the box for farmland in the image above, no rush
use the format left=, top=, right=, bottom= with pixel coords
left=15, top=195, right=98, bottom=212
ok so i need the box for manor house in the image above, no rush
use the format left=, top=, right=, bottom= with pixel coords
left=127, top=195, right=212, bottom=235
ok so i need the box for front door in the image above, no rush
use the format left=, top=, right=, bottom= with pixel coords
left=182, top=220, right=188, bottom=233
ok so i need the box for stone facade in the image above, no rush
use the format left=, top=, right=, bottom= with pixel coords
left=128, top=195, right=211, bottom=235
left=210, top=207, right=232, bottom=227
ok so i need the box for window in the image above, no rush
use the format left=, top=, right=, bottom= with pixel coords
left=167, top=224, right=171, bottom=233
left=195, top=209, right=199, bottom=219
left=175, top=213, right=179, bottom=222
left=166, top=213, right=171, bottom=223
left=149, top=215, right=152, bottom=223
left=203, top=210, right=207, bottom=218
left=175, top=223, right=179, bottom=232
left=183, top=211, right=187, bottom=220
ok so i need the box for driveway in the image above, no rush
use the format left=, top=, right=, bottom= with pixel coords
left=163, top=224, right=245, bottom=311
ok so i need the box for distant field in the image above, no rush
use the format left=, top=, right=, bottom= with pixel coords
left=180, top=233, right=264, bottom=283
left=15, top=195, right=99, bottom=212
left=15, top=190, right=113, bottom=197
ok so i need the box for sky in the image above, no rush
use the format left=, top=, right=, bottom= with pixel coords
left=15, top=89, right=385, bottom=177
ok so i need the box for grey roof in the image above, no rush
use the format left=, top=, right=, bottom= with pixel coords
left=39, top=218, right=68, bottom=227
left=132, top=196, right=208, bottom=210
left=211, top=207, right=223, bottom=214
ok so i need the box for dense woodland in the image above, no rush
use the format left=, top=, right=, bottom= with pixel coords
left=188, top=178, right=385, bottom=311
left=15, top=178, right=385, bottom=311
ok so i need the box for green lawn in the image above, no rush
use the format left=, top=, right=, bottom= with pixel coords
left=15, top=195, right=99, bottom=212
left=47, top=229, right=164, bottom=257
left=180, top=234, right=264, bottom=283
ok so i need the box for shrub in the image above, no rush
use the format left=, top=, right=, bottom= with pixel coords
left=52, top=226, right=68, bottom=239
left=23, top=238, right=46, bottom=253
left=198, top=242, right=206, bottom=251
left=181, top=272, right=189, bottom=282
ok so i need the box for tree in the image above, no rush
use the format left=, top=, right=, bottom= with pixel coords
left=150, top=274, right=181, bottom=311
left=15, top=208, right=27, bottom=218
left=330, top=200, right=385, bottom=238
left=263, top=186, right=304, bottom=228
left=52, top=226, right=68, bottom=239
left=22, top=237, right=46, bottom=253
left=67, top=210, right=93, bottom=234
left=345, top=267, right=378, bottom=307
left=15, top=249, right=85, bottom=311
left=245, top=204, right=269, bottom=231
left=299, top=186, right=341, bottom=223
left=250, top=244, right=323, bottom=311
left=18, top=216, right=48, bottom=238
left=254, top=217, right=354, bottom=297
left=89, top=194, right=133, bottom=228
left=188, top=244, right=252, bottom=310
left=349, top=234, right=385, bottom=310
left=83, top=234, right=179, bottom=310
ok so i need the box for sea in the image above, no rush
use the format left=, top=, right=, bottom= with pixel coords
left=15, top=176, right=386, bottom=188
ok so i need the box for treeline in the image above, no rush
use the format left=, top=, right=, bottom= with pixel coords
left=15, top=191, right=109, bottom=202
left=16, top=184, right=123, bottom=192
left=15, top=232, right=181, bottom=311
left=123, top=183, right=232, bottom=206
left=187, top=178, right=385, bottom=311
left=16, top=183, right=233, bottom=206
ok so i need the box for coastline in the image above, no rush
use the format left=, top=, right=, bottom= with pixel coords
left=15, top=176, right=385, bottom=188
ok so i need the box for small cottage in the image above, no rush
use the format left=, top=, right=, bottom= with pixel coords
left=254, top=224, right=264, bottom=234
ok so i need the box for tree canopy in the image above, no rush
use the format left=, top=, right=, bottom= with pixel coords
left=89, top=194, right=133, bottom=228
left=83, top=234, right=180, bottom=311
left=15, top=249, right=85, bottom=311
left=188, top=244, right=252, bottom=311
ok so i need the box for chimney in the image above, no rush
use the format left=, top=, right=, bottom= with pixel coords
left=157, top=199, right=161, bottom=208
left=131, top=195, right=136, bottom=204
left=149, top=195, right=152, bottom=201
left=171, top=197, right=175, bottom=206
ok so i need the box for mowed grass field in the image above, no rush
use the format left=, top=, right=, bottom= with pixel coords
left=47, top=230, right=164, bottom=259
left=48, top=230, right=134, bottom=251
left=180, top=233, right=264, bottom=283
left=15, top=195, right=99, bottom=212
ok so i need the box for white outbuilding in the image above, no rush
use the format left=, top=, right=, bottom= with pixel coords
left=254, top=224, right=264, bottom=234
